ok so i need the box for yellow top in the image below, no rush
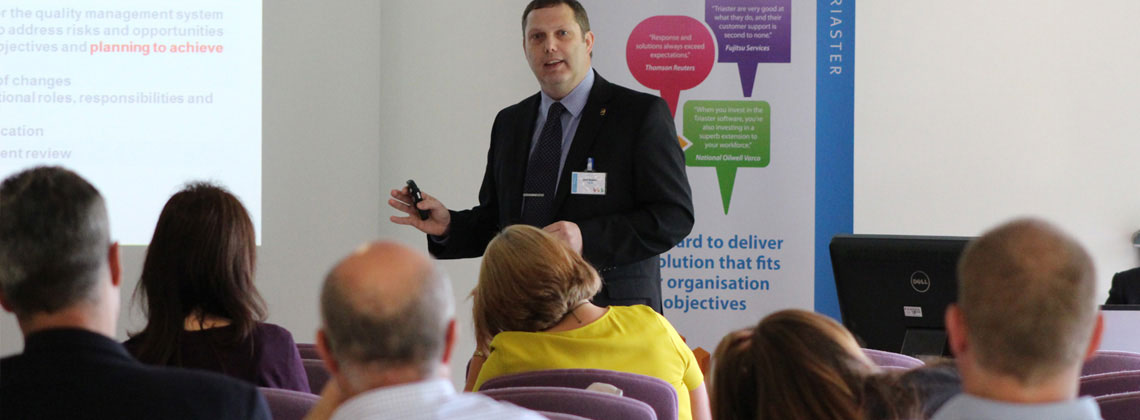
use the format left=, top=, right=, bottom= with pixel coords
left=473, top=305, right=702, bottom=420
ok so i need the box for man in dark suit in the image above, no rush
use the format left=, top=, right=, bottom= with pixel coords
left=390, top=0, right=693, bottom=313
left=0, top=166, right=271, bottom=420
left=1106, top=266, right=1140, bottom=304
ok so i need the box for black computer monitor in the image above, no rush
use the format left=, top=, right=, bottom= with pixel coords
left=829, top=234, right=972, bottom=358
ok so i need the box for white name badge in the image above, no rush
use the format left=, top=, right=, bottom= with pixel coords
left=571, top=171, right=606, bottom=195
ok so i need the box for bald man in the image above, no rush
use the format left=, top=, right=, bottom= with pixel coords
left=932, top=219, right=1105, bottom=420
left=305, top=242, right=543, bottom=420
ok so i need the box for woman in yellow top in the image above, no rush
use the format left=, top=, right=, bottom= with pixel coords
left=465, top=225, right=710, bottom=420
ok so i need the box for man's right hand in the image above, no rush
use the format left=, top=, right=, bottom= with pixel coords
left=389, top=186, right=451, bottom=236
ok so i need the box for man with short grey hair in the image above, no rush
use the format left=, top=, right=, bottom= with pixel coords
left=0, top=166, right=270, bottom=419
left=932, top=218, right=1105, bottom=420
left=306, top=242, right=543, bottom=420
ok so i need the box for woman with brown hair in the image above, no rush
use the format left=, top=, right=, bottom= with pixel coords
left=712, top=309, right=920, bottom=420
left=126, top=182, right=309, bottom=392
left=467, top=224, right=711, bottom=420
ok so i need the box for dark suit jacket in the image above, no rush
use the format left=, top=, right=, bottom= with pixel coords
left=1, top=328, right=271, bottom=420
left=1106, top=267, right=1140, bottom=305
left=430, top=72, right=694, bottom=311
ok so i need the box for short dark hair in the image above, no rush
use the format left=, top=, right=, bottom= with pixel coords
left=0, top=166, right=110, bottom=316
left=131, top=182, right=265, bottom=365
left=320, top=261, right=451, bottom=376
left=522, top=0, right=591, bottom=35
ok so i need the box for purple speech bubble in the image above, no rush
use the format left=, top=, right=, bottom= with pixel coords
left=706, top=0, right=791, bottom=97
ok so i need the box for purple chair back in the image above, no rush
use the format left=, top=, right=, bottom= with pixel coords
left=1082, top=351, right=1140, bottom=376
left=862, top=348, right=925, bottom=370
left=302, top=359, right=330, bottom=394
left=1095, top=391, right=1140, bottom=420
left=880, top=365, right=914, bottom=373
left=481, top=386, right=657, bottom=420
left=479, top=369, right=677, bottom=420
left=296, top=343, right=320, bottom=360
left=1080, top=370, right=1140, bottom=397
left=536, top=411, right=592, bottom=420
left=259, top=387, right=319, bottom=420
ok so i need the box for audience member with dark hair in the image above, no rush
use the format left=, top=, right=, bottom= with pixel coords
left=125, top=182, right=309, bottom=392
left=932, top=218, right=1104, bottom=420
left=304, top=241, right=544, bottom=420
left=897, top=358, right=963, bottom=418
left=712, top=309, right=920, bottom=420
left=0, top=166, right=270, bottom=419
left=467, top=224, right=710, bottom=420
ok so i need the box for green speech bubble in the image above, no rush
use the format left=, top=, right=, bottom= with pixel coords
left=682, top=100, right=770, bottom=214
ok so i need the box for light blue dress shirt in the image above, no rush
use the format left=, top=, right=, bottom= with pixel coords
left=930, top=393, right=1103, bottom=420
left=529, top=68, right=596, bottom=190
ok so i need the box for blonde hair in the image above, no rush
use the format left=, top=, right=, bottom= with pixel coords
left=472, top=225, right=601, bottom=350
left=712, top=309, right=917, bottom=420
left=957, top=218, right=1097, bottom=384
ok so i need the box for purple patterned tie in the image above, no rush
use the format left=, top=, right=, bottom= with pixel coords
left=521, top=102, right=566, bottom=226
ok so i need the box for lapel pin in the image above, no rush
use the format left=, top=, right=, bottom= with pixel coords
left=600, top=108, right=607, bottom=117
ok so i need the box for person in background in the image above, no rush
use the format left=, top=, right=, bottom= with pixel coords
left=0, top=166, right=270, bottom=419
left=1105, top=266, right=1140, bottom=304
left=126, top=182, right=309, bottom=392
left=932, top=218, right=1104, bottom=420
left=897, top=358, right=963, bottom=419
left=467, top=225, right=710, bottom=420
left=711, top=309, right=920, bottom=420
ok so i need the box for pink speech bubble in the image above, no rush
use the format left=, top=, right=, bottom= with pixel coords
left=626, top=16, right=715, bottom=118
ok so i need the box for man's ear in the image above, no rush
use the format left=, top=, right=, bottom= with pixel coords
left=945, top=304, right=969, bottom=357
left=108, top=242, right=121, bottom=287
left=584, top=30, right=594, bottom=54
left=441, top=319, right=457, bottom=365
left=316, top=329, right=340, bottom=376
left=1083, top=311, right=1105, bottom=361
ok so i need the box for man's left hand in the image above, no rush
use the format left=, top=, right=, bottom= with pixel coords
left=544, top=221, right=583, bottom=254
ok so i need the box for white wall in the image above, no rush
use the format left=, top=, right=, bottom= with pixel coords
left=377, top=1, right=535, bottom=388
left=256, top=0, right=383, bottom=353
left=855, top=1, right=1140, bottom=295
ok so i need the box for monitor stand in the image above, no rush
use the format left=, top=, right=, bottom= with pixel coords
left=901, top=328, right=948, bottom=358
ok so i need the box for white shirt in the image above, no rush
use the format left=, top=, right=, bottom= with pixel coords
left=930, top=393, right=1103, bottom=420
left=329, top=378, right=546, bottom=420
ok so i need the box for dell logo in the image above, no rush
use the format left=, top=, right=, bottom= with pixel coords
left=910, top=271, right=931, bottom=293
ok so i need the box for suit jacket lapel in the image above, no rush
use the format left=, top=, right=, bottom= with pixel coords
left=553, top=72, right=613, bottom=213
left=506, top=94, right=540, bottom=224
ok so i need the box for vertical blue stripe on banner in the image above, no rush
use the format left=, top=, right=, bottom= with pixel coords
left=814, top=0, right=854, bottom=321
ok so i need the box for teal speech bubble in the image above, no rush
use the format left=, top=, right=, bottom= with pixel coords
left=682, top=100, right=770, bottom=214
